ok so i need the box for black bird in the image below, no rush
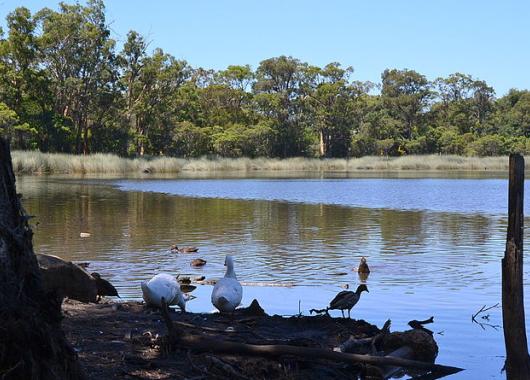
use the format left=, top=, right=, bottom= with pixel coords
left=328, top=284, right=369, bottom=318
left=91, top=272, right=119, bottom=301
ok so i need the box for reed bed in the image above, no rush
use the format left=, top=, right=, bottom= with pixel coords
left=11, top=150, right=513, bottom=175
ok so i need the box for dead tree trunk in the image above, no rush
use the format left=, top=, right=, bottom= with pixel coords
left=0, top=138, right=83, bottom=379
left=502, top=153, right=530, bottom=379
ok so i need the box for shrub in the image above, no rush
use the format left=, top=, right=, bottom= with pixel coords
left=467, top=134, right=507, bottom=156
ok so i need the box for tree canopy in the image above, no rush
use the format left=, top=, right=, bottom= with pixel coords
left=1, top=2, right=529, bottom=158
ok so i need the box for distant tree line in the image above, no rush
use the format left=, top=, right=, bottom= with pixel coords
left=1, top=1, right=529, bottom=158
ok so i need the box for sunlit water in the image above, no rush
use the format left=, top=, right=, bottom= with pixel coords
left=16, top=173, right=530, bottom=379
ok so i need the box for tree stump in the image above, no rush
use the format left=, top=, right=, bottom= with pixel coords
left=502, top=153, right=530, bottom=379
left=0, top=138, right=83, bottom=379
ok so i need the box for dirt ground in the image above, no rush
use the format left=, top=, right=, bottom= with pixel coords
left=58, top=300, right=446, bottom=380
left=61, top=299, right=388, bottom=379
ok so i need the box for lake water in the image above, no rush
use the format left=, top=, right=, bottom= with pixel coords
left=16, top=172, right=530, bottom=379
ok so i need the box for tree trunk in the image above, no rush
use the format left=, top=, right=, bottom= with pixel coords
left=82, top=121, right=89, bottom=155
left=0, top=138, right=83, bottom=379
left=319, top=130, right=326, bottom=157
left=502, top=153, right=530, bottom=379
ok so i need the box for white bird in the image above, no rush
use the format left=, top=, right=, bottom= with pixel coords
left=211, top=255, right=243, bottom=313
left=141, top=273, right=186, bottom=311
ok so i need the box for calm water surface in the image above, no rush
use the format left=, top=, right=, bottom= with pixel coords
left=17, top=173, right=530, bottom=379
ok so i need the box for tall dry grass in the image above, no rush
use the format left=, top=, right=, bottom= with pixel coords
left=11, top=150, right=513, bottom=175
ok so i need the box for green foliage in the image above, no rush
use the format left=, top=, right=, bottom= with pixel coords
left=0, top=102, right=20, bottom=134
left=170, top=121, right=211, bottom=157
left=211, top=122, right=276, bottom=158
left=467, top=135, right=506, bottom=156
left=0, top=2, right=527, bottom=158
left=351, top=134, right=376, bottom=157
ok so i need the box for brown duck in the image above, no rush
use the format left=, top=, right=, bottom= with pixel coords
left=357, top=257, right=370, bottom=273
left=171, top=245, right=198, bottom=253
left=328, top=284, right=368, bottom=318
left=191, top=258, right=207, bottom=267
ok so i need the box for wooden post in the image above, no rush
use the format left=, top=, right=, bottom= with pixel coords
left=502, top=153, right=530, bottom=379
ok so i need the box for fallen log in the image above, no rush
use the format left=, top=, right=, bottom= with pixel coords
left=336, top=319, right=391, bottom=355
left=364, top=346, right=414, bottom=379
left=159, top=301, right=463, bottom=377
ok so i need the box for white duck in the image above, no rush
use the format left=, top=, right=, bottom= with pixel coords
left=211, top=255, right=243, bottom=313
left=141, top=273, right=186, bottom=311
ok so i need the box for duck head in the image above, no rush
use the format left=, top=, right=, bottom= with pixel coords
left=224, top=255, right=237, bottom=279
left=356, top=284, right=369, bottom=294
left=225, top=255, right=233, bottom=267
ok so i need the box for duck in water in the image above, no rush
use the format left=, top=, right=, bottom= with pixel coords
left=357, top=257, right=370, bottom=274
left=191, top=258, right=207, bottom=267
left=170, top=245, right=198, bottom=253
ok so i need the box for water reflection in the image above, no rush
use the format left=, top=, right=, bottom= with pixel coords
left=115, top=177, right=528, bottom=215
left=17, top=176, right=522, bottom=291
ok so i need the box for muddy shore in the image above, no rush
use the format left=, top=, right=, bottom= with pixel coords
left=62, top=299, right=447, bottom=379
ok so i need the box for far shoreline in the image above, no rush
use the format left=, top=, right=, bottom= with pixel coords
left=12, top=150, right=518, bottom=176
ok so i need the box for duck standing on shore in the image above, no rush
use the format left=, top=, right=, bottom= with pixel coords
left=141, top=273, right=186, bottom=311
left=328, top=284, right=369, bottom=318
left=211, top=255, right=242, bottom=313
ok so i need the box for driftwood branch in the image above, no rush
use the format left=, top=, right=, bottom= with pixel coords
left=472, top=304, right=499, bottom=322
left=409, top=316, right=434, bottom=327
left=336, top=320, right=392, bottom=356
left=409, top=316, right=435, bottom=334
left=471, top=304, right=501, bottom=330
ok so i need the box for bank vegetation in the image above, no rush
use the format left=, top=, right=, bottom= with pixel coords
left=12, top=150, right=514, bottom=175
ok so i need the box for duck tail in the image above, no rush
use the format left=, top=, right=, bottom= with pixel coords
left=218, top=296, right=229, bottom=306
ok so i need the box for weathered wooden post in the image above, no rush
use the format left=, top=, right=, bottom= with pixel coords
left=502, top=153, right=530, bottom=379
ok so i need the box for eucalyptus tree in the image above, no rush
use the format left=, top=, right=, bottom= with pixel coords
left=132, top=48, right=191, bottom=155
left=381, top=69, right=433, bottom=141
left=253, top=56, right=309, bottom=157
left=199, top=66, right=255, bottom=127
left=118, top=30, right=147, bottom=154
left=303, top=63, right=372, bottom=157
left=0, top=8, right=46, bottom=149
left=493, top=90, right=530, bottom=138
left=433, top=73, right=495, bottom=135
left=35, top=0, right=117, bottom=154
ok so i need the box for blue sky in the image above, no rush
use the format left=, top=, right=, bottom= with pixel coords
left=1, top=0, right=529, bottom=96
